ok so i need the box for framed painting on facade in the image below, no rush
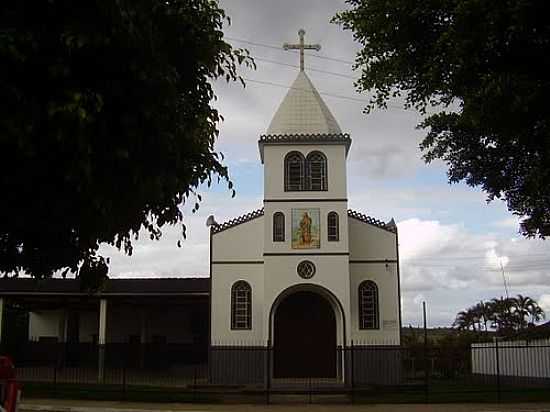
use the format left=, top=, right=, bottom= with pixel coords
left=291, top=208, right=320, bottom=249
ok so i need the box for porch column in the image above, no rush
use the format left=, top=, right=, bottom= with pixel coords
left=0, top=297, right=4, bottom=346
left=139, top=308, right=147, bottom=368
left=98, top=298, right=108, bottom=381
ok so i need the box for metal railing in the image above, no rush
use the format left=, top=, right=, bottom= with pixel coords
left=1, top=340, right=549, bottom=404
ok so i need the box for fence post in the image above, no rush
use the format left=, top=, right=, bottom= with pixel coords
left=265, top=340, right=271, bottom=405
left=308, top=375, right=312, bottom=404
left=122, top=364, right=126, bottom=399
left=53, top=364, right=57, bottom=398
left=193, top=364, right=198, bottom=403
left=495, top=338, right=501, bottom=403
left=350, top=340, right=355, bottom=404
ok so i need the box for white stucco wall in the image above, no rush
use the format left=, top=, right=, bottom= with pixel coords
left=263, top=144, right=348, bottom=200
left=349, top=263, right=400, bottom=345
left=348, top=219, right=400, bottom=345
left=264, top=201, right=348, bottom=254
left=212, top=216, right=264, bottom=261
left=348, top=217, right=397, bottom=261
left=263, top=255, right=351, bottom=346
left=29, top=310, right=65, bottom=341
left=210, top=136, right=401, bottom=350
left=210, top=263, right=265, bottom=345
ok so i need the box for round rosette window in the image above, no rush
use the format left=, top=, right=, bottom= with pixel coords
left=297, top=260, right=316, bottom=279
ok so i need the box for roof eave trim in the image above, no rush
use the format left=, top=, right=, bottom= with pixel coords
left=258, top=133, right=352, bottom=163
left=347, top=209, right=397, bottom=234
left=211, top=207, right=265, bottom=234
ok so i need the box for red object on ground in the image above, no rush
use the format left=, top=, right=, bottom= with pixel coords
left=3, top=380, right=21, bottom=412
left=0, top=356, right=21, bottom=412
left=0, top=356, right=15, bottom=379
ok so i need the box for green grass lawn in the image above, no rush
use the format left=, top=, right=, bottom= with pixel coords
left=20, top=379, right=550, bottom=405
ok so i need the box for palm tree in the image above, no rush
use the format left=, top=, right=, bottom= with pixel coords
left=526, top=298, right=546, bottom=326
left=475, top=301, right=491, bottom=333
left=489, top=297, right=516, bottom=335
left=453, top=310, right=475, bottom=331
left=513, top=294, right=536, bottom=329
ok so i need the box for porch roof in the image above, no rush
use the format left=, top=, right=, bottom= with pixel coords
left=0, top=277, right=210, bottom=296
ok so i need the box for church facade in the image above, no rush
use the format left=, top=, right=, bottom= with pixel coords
left=0, top=33, right=402, bottom=387
left=210, top=65, right=401, bottom=383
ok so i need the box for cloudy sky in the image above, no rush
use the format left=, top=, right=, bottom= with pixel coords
left=101, top=0, right=550, bottom=327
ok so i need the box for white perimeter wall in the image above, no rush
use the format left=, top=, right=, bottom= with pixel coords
left=472, top=339, right=550, bottom=378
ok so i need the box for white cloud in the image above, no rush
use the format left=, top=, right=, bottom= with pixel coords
left=397, top=217, right=550, bottom=326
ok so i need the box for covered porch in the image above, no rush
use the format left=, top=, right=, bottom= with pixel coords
left=0, top=277, right=209, bottom=384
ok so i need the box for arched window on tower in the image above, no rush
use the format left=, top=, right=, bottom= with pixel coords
left=273, top=212, right=285, bottom=242
left=231, top=281, right=252, bottom=330
left=306, top=151, right=327, bottom=191
left=284, top=152, right=305, bottom=191
left=327, top=211, right=339, bottom=241
left=358, top=280, right=379, bottom=329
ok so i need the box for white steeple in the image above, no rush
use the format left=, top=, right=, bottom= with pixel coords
left=267, top=71, right=342, bottom=135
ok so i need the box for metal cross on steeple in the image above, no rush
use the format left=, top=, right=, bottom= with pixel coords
left=283, top=29, right=321, bottom=72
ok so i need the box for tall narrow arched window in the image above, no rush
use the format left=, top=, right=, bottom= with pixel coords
left=231, top=281, right=252, bottom=330
left=284, top=152, right=305, bottom=191
left=306, top=151, right=327, bottom=191
left=327, top=212, right=339, bottom=241
left=273, top=212, right=285, bottom=242
left=359, top=280, right=379, bottom=329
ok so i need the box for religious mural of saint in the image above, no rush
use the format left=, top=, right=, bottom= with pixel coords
left=292, top=208, right=320, bottom=249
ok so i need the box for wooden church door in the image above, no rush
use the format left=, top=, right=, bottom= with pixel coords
left=273, top=291, right=337, bottom=378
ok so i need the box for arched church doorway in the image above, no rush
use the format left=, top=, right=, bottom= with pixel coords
left=273, top=291, right=337, bottom=378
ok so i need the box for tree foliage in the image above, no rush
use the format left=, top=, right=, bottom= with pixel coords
left=452, top=295, right=545, bottom=336
left=0, top=0, right=253, bottom=287
left=334, top=0, right=550, bottom=237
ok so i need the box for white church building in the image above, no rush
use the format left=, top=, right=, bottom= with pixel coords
left=0, top=32, right=402, bottom=387
left=209, top=34, right=401, bottom=384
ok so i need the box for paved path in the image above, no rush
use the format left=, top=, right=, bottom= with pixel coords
left=19, top=399, right=550, bottom=412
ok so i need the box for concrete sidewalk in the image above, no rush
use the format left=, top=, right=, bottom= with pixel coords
left=18, top=398, right=550, bottom=412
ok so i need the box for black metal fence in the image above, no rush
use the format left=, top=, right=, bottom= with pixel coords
left=2, top=340, right=549, bottom=403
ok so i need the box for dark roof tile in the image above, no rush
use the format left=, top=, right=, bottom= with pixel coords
left=348, top=209, right=397, bottom=234
left=211, top=208, right=264, bottom=234
left=0, top=277, right=209, bottom=295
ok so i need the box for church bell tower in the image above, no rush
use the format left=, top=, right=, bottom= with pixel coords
left=258, top=30, right=353, bottom=353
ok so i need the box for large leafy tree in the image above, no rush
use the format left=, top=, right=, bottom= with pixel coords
left=0, top=0, right=252, bottom=287
left=335, top=0, right=550, bottom=237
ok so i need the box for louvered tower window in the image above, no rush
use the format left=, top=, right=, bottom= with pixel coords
left=306, top=151, right=327, bottom=191
left=273, top=212, right=285, bottom=242
left=284, top=152, right=305, bottom=191
left=327, top=211, right=339, bottom=241
left=231, top=281, right=252, bottom=330
left=359, top=280, right=379, bottom=329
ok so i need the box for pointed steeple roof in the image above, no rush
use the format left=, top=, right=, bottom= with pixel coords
left=267, top=71, right=342, bottom=135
